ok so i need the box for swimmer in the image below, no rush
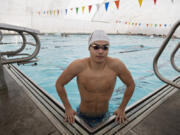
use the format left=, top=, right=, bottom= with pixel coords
left=56, top=30, right=135, bottom=125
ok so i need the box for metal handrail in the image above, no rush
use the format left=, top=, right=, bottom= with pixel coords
left=0, top=23, right=40, bottom=64
left=153, top=20, right=180, bottom=89
left=0, top=31, right=2, bottom=41
left=1, top=32, right=26, bottom=56
left=170, top=42, right=180, bottom=72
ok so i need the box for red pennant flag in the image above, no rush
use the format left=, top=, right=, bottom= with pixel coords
left=70, top=8, right=73, bottom=11
left=146, top=24, right=149, bottom=27
left=154, top=0, right=157, bottom=5
left=115, top=0, right=120, bottom=9
left=57, top=9, right=59, bottom=15
left=89, top=5, right=92, bottom=13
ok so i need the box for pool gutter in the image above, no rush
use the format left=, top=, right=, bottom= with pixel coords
left=4, top=64, right=180, bottom=135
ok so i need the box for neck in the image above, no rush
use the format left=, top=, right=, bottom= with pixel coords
left=89, top=58, right=106, bottom=70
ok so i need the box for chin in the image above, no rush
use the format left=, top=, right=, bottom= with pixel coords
left=95, top=59, right=105, bottom=63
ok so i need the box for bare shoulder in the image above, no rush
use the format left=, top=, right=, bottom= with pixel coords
left=107, top=57, right=125, bottom=68
left=66, top=58, right=88, bottom=74
left=107, top=57, right=128, bottom=74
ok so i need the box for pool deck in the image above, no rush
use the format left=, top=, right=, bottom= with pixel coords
left=0, top=66, right=62, bottom=135
left=0, top=66, right=180, bottom=135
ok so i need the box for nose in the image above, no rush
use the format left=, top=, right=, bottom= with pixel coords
left=97, top=48, right=104, bottom=53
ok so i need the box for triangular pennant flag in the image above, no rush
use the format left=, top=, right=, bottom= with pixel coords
left=54, top=10, right=56, bottom=15
left=115, top=0, right=120, bottom=9
left=88, top=5, right=92, bottom=13
left=70, top=8, right=73, bottom=11
left=82, top=6, right=85, bottom=13
left=138, top=0, right=143, bottom=7
left=65, top=9, right=68, bottom=15
left=171, top=0, right=174, bottom=3
left=105, top=2, right=109, bottom=12
left=164, top=24, right=167, bottom=27
left=57, top=9, right=59, bottom=15
left=154, top=0, right=157, bottom=5
left=47, top=11, right=49, bottom=15
left=76, top=7, right=79, bottom=14
left=146, top=24, right=149, bottom=27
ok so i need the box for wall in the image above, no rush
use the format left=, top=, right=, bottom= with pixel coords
left=0, top=0, right=180, bottom=37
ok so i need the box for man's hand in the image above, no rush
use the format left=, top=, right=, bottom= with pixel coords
left=114, top=107, right=127, bottom=124
left=65, top=108, right=76, bottom=124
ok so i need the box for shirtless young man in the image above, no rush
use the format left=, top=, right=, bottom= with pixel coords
left=56, top=30, right=135, bottom=125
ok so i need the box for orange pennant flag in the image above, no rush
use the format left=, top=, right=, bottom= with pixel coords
left=138, top=0, right=143, bottom=7
left=89, top=5, right=92, bottom=13
left=82, top=6, right=85, bottom=13
left=115, top=0, right=120, bottom=9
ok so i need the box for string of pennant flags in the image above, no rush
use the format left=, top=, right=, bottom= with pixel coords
left=115, top=20, right=171, bottom=28
left=36, top=0, right=175, bottom=16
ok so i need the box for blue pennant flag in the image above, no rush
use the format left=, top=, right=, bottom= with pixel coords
left=105, top=2, right=109, bottom=12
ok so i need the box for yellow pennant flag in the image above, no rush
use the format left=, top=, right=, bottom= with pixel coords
left=82, top=6, right=85, bottom=13
left=138, top=0, right=143, bottom=7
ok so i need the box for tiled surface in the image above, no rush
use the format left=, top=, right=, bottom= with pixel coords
left=125, top=87, right=180, bottom=135
left=0, top=68, right=61, bottom=135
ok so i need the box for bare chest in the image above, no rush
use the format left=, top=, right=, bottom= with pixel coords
left=77, top=68, right=117, bottom=93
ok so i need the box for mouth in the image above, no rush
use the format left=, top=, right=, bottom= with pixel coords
left=96, top=56, right=104, bottom=58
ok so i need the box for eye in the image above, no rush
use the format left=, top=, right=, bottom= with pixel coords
left=103, top=46, right=109, bottom=50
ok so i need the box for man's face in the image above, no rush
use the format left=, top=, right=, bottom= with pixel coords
left=89, top=40, right=109, bottom=63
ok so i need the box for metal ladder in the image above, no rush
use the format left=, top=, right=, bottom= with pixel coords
left=0, top=23, right=40, bottom=65
left=153, top=20, right=180, bottom=89
left=0, top=23, right=40, bottom=91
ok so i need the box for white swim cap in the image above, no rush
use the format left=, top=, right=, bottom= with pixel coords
left=88, top=30, right=109, bottom=46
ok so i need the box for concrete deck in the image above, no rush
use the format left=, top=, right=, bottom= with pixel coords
left=0, top=65, right=180, bottom=135
left=0, top=67, right=61, bottom=135
left=125, top=84, right=180, bottom=135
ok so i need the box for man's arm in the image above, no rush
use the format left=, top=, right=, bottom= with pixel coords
left=113, top=59, right=135, bottom=123
left=56, top=59, right=84, bottom=124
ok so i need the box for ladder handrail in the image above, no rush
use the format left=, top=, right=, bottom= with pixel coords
left=153, top=20, right=180, bottom=89
left=0, top=23, right=40, bottom=64
left=0, top=23, right=39, bottom=34
left=0, top=31, right=2, bottom=41
left=1, top=32, right=26, bottom=56
left=170, top=42, right=180, bottom=72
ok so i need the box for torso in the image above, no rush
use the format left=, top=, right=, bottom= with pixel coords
left=77, top=57, right=117, bottom=116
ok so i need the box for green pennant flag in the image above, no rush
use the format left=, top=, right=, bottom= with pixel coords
left=76, top=7, right=79, bottom=14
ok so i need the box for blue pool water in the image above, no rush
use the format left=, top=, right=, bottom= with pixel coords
left=1, top=34, right=180, bottom=116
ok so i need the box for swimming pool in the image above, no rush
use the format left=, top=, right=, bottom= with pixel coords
left=1, top=34, right=180, bottom=116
